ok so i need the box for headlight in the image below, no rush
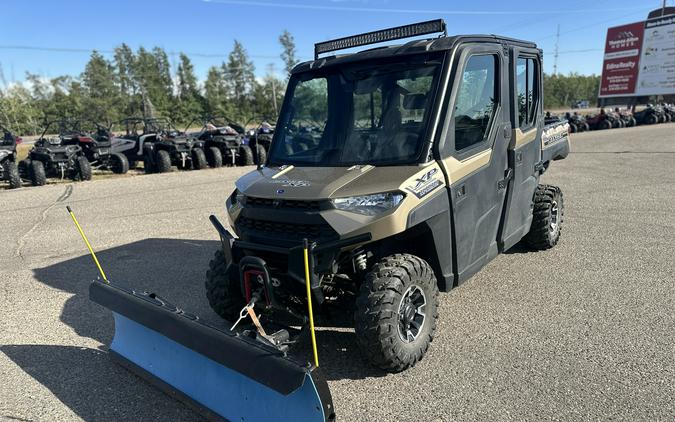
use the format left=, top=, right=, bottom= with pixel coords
left=332, top=192, right=404, bottom=216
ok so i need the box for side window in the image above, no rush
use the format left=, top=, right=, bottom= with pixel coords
left=453, top=54, right=498, bottom=152
left=516, top=57, right=539, bottom=129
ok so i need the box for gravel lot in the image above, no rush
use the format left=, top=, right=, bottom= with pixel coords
left=1, top=124, right=674, bottom=421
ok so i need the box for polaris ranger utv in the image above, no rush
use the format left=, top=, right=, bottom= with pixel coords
left=205, top=20, right=570, bottom=372
left=88, top=21, right=570, bottom=422
left=20, top=120, right=92, bottom=186
left=73, top=120, right=134, bottom=174
left=119, top=117, right=207, bottom=173
left=1, top=125, right=22, bottom=189
left=187, top=115, right=253, bottom=167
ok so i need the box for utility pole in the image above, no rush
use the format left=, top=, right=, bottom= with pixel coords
left=553, top=24, right=560, bottom=76
left=663, top=0, right=667, bottom=16
left=267, top=63, right=278, bottom=115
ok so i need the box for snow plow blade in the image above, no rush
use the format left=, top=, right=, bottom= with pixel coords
left=90, top=280, right=334, bottom=422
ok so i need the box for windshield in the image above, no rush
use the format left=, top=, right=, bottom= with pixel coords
left=269, top=53, right=443, bottom=167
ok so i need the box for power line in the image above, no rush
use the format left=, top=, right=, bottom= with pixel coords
left=202, top=0, right=649, bottom=15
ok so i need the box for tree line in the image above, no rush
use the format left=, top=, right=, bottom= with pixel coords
left=1, top=33, right=600, bottom=135
left=543, top=73, right=601, bottom=110
left=0, top=31, right=299, bottom=135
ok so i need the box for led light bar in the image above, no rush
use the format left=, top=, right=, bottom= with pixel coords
left=314, top=19, right=447, bottom=59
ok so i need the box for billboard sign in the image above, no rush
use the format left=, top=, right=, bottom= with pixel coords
left=599, top=15, right=675, bottom=98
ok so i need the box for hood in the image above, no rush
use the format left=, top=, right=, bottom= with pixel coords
left=236, top=164, right=427, bottom=200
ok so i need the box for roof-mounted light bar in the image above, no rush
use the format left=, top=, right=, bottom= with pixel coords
left=314, top=19, right=447, bottom=59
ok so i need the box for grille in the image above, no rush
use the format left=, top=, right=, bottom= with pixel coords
left=236, top=216, right=336, bottom=243
left=245, top=197, right=323, bottom=212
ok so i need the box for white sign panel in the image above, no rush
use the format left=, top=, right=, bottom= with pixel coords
left=635, top=15, right=675, bottom=96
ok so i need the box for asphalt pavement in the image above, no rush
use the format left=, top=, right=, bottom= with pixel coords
left=1, top=124, right=674, bottom=421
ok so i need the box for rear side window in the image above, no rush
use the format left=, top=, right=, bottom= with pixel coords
left=453, top=54, right=498, bottom=151
left=516, top=57, right=538, bottom=128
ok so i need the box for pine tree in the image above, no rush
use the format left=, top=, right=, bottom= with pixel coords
left=204, top=66, right=229, bottom=116
left=176, top=53, right=204, bottom=122
left=81, top=50, right=119, bottom=124
left=224, top=40, right=255, bottom=120
left=279, top=30, right=298, bottom=76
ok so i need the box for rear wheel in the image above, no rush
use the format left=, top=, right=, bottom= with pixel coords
left=75, top=156, right=92, bottom=181
left=30, top=160, right=47, bottom=186
left=647, top=114, right=658, bottom=125
left=237, top=145, right=254, bottom=166
left=523, top=184, right=563, bottom=250
left=4, top=160, right=21, bottom=189
left=155, top=150, right=172, bottom=173
left=191, top=147, right=207, bottom=170
left=206, top=146, right=223, bottom=168
left=110, top=153, right=129, bottom=174
left=354, top=253, right=439, bottom=372
left=600, top=120, right=612, bottom=130
left=205, top=249, right=246, bottom=321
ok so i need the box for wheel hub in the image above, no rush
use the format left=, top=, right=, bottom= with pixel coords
left=397, top=285, right=426, bottom=343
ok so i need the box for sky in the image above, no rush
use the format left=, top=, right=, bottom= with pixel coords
left=0, top=0, right=669, bottom=85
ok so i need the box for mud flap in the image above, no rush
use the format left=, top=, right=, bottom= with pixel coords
left=90, top=281, right=334, bottom=422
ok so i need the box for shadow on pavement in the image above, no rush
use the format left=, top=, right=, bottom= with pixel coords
left=9, top=238, right=384, bottom=420
left=0, top=344, right=200, bottom=422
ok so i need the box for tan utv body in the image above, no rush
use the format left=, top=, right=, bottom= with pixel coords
left=208, top=20, right=570, bottom=372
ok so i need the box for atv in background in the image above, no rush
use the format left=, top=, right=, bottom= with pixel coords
left=564, top=112, right=589, bottom=133
left=19, top=120, right=91, bottom=186
left=187, top=116, right=253, bottom=167
left=73, top=121, right=134, bottom=174
left=1, top=125, right=22, bottom=189
left=634, top=105, right=661, bottom=125
left=614, top=108, right=636, bottom=127
left=243, top=117, right=274, bottom=164
left=119, top=117, right=207, bottom=173
left=662, top=103, right=675, bottom=121
left=586, top=110, right=613, bottom=130
left=606, top=110, right=624, bottom=128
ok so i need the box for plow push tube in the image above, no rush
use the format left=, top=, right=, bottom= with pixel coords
left=90, top=281, right=334, bottom=422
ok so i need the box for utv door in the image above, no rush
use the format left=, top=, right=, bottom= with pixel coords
left=498, top=50, right=543, bottom=250
left=438, top=45, right=511, bottom=283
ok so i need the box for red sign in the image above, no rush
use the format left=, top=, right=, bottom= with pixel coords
left=599, top=22, right=644, bottom=96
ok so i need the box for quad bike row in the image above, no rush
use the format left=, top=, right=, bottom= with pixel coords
left=545, top=103, right=675, bottom=134
left=2, top=116, right=274, bottom=188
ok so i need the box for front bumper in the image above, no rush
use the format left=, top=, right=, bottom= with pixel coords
left=209, top=215, right=370, bottom=307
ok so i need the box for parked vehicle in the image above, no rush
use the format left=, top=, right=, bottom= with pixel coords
left=187, top=116, right=253, bottom=167
left=56, top=119, right=134, bottom=174
left=564, top=112, right=589, bottom=133
left=0, top=125, right=21, bottom=189
left=119, top=117, right=207, bottom=173
left=586, top=110, right=613, bottom=130
left=243, top=117, right=274, bottom=163
left=615, top=108, right=636, bottom=127
left=634, top=105, right=662, bottom=125
left=19, top=120, right=91, bottom=186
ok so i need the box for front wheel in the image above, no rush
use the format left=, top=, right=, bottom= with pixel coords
left=237, top=145, right=254, bottom=166
left=206, top=146, right=223, bottom=168
left=75, top=156, right=92, bottom=181
left=4, top=160, right=21, bottom=189
left=354, top=254, right=439, bottom=372
left=523, top=184, right=563, bottom=250
left=191, top=147, right=207, bottom=170
left=30, top=160, right=47, bottom=186
left=205, top=249, right=246, bottom=321
left=155, top=150, right=172, bottom=173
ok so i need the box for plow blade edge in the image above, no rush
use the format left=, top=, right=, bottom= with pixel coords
left=90, top=281, right=334, bottom=422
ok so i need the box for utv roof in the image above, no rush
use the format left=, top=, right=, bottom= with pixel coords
left=292, top=19, right=537, bottom=74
